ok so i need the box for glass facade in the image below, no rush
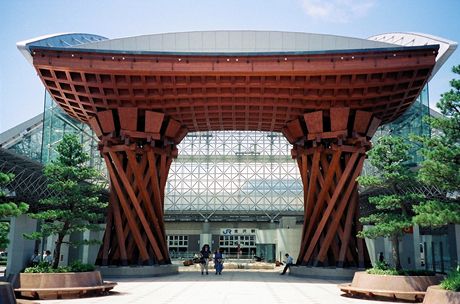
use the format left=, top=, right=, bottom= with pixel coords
left=7, top=125, right=43, bottom=162
left=40, top=92, right=108, bottom=186
left=362, top=85, right=430, bottom=176
left=374, top=85, right=430, bottom=164
left=166, top=131, right=302, bottom=216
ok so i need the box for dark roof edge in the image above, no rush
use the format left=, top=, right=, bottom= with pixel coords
left=28, top=44, right=440, bottom=57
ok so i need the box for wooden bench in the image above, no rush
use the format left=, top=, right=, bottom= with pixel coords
left=15, top=281, right=116, bottom=300
left=338, top=283, right=426, bottom=302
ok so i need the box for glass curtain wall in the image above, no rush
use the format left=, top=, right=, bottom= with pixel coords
left=7, top=126, right=43, bottom=162
left=374, top=85, right=430, bottom=164
left=362, top=85, right=430, bottom=176
left=41, top=91, right=108, bottom=185
left=166, top=131, right=303, bottom=218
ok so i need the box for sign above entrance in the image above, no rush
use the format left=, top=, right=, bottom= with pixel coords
left=221, top=228, right=257, bottom=235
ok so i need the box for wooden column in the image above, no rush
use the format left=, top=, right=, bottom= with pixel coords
left=91, top=108, right=187, bottom=266
left=283, top=108, right=380, bottom=267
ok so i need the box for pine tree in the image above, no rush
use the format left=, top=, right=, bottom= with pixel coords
left=25, top=134, right=107, bottom=268
left=357, top=136, right=420, bottom=270
left=413, top=65, right=460, bottom=226
left=0, top=172, right=28, bottom=249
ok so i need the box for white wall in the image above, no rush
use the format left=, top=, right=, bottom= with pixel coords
left=5, top=215, right=37, bottom=276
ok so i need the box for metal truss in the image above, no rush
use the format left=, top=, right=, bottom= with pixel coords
left=0, top=148, right=54, bottom=205
left=165, top=131, right=303, bottom=221
left=359, top=181, right=447, bottom=217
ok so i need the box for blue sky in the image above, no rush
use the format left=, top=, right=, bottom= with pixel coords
left=1, top=0, right=459, bottom=132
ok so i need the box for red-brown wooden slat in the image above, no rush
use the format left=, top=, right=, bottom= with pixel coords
left=103, top=154, right=150, bottom=262
left=111, top=192, right=128, bottom=265
left=88, top=117, right=103, bottom=138
left=100, top=195, right=113, bottom=266
left=315, top=156, right=365, bottom=263
left=303, top=150, right=341, bottom=243
left=303, top=151, right=360, bottom=263
left=125, top=150, right=168, bottom=258
left=165, top=119, right=181, bottom=139
left=118, top=107, right=138, bottom=131
left=107, top=151, right=165, bottom=262
left=330, top=107, right=350, bottom=132
left=97, top=110, right=115, bottom=133
left=316, top=157, right=355, bottom=264
left=286, top=119, right=304, bottom=140
left=145, top=111, right=164, bottom=133
left=367, top=117, right=382, bottom=138
left=304, top=111, right=323, bottom=134
left=353, top=111, right=373, bottom=134
left=337, top=184, right=359, bottom=266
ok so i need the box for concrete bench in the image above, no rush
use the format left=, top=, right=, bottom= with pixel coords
left=15, top=281, right=117, bottom=300
left=339, top=283, right=426, bottom=302
left=14, top=271, right=117, bottom=300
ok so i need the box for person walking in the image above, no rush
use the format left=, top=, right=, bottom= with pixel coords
left=280, top=253, right=293, bottom=275
left=199, top=244, right=211, bottom=275
left=214, top=248, right=224, bottom=275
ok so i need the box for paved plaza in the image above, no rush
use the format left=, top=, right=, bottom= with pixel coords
left=34, top=269, right=401, bottom=304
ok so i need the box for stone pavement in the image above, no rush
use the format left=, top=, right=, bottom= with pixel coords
left=36, top=269, right=401, bottom=304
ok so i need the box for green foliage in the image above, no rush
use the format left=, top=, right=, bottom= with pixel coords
left=366, top=261, right=400, bottom=275
left=0, top=223, right=9, bottom=250
left=366, top=261, right=435, bottom=276
left=68, top=260, right=96, bottom=272
left=24, top=260, right=95, bottom=273
left=0, top=172, right=29, bottom=248
left=358, top=137, right=417, bottom=238
left=440, top=268, right=460, bottom=291
left=0, top=172, right=29, bottom=218
left=412, top=64, right=460, bottom=227
left=358, top=213, right=412, bottom=239
left=413, top=200, right=460, bottom=227
left=25, top=134, right=107, bottom=268
left=358, top=136, right=419, bottom=270
left=360, top=136, right=413, bottom=185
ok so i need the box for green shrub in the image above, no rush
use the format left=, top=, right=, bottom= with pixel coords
left=441, top=268, right=460, bottom=292
left=366, top=261, right=435, bottom=276
left=69, top=260, right=95, bottom=272
left=24, top=261, right=95, bottom=273
left=366, top=267, right=400, bottom=275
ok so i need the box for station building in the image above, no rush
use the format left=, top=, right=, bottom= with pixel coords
left=0, top=31, right=458, bottom=274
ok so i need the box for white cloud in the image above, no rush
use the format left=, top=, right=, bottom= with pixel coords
left=300, top=0, right=375, bottom=23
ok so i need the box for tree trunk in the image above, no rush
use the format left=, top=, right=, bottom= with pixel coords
left=52, top=222, right=69, bottom=269
left=53, top=232, right=65, bottom=269
left=391, top=235, right=401, bottom=270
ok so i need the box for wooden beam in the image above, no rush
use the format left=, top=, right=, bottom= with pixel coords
left=303, top=151, right=360, bottom=263
left=103, top=154, right=150, bottom=263
left=118, top=107, right=138, bottom=131
left=97, top=110, right=115, bottom=134
left=315, top=156, right=365, bottom=264
left=304, top=111, right=323, bottom=134
left=108, top=150, right=164, bottom=263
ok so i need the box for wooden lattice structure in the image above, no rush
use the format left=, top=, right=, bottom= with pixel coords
left=285, top=109, right=379, bottom=266
left=25, top=37, right=438, bottom=266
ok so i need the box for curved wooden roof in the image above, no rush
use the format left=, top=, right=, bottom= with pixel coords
left=29, top=44, right=437, bottom=135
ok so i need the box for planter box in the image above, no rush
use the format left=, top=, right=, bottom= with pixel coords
left=339, top=271, right=443, bottom=301
left=15, top=271, right=116, bottom=300
left=423, top=285, right=460, bottom=304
